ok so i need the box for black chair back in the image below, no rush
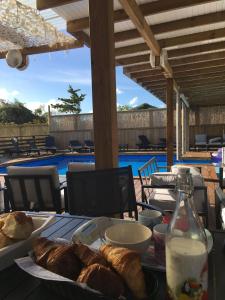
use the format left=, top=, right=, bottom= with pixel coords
left=138, top=135, right=150, bottom=145
left=4, top=174, right=62, bottom=213
left=66, top=166, right=138, bottom=218
left=45, top=136, right=56, bottom=147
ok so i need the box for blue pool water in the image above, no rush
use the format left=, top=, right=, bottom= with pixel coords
left=0, top=154, right=211, bottom=176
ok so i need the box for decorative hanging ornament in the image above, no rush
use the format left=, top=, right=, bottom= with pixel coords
left=17, top=54, right=29, bottom=71
left=6, top=49, right=23, bottom=68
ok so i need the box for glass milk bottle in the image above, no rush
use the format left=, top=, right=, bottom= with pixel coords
left=166, top=168, right=208, bottom=300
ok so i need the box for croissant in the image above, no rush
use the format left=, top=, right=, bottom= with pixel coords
left=46, top=244, right=81, bottom=280
left=33, top=237, right=61, bottom=268
left=77, top=263, right=124, bottom=298
left=100, top=244, right=147, bottom=299
left=72, top=243, right=108, bottom=267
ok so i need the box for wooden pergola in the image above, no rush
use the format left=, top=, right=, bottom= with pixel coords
left=4, top=0, right=225, bottom=169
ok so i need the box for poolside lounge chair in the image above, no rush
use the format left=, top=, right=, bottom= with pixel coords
left=136, top=135, right=154, bottom=150
left=68, top=140, right=83, bottom=152
left=194, top=134, right=207, bottom=150
left=27, top=139, right=40, bottom=155
left=9, top=137, right=28, bottom=157
left=66, top=166, right=163, bottom=218
left=3, top=166, right=66, bottom=213
left=84, top=140, right=95, bottom=152
left=42, top=136, right=57, bottom=154
left=222, top=134, right=225, bottom=146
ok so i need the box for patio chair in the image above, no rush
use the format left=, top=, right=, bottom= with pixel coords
left=138, top=157, right=176, bottom=202
left=219, top=166, right=225, bottom=190
left=68, top=162, right=95, bottom=172
left=3, top=166, right=66, bottom=213
left=68, top=140, right=83, bottom=152
left=8, top=137, right=28, bottom=157
left=66, top=165, right=164, bottom=219
left=215, top=187, right=225, bottom=229
left=222, top=134, right=225, bottom=146
left=207, top=136, right=222, bottom=150
left=194, top=134, right=207, bottom=150
left=27, top=138, right=40, bottom=155
left=145, top=186, right=208, bottom=226
left=42, top=136, right=57, bottom=154
left=84, top=140, right=95, bottom=152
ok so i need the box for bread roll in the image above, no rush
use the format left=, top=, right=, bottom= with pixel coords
left=77, top=263, right=124, bottom=298
left=0, top=230, right=14, bottom=249
left=100, top=244, right=147, bottom=299
left=46, top=244, right=81, bottom=280
left=72, top=243, right=108, bottom=267
left=1, top=212, right=33, bottom=240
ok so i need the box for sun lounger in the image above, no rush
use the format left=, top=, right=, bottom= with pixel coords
left=41, top=136, right=57, bottom=154
left=68, top=140, right=83, bottom=152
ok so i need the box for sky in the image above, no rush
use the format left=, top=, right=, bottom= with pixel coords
left=0, top=46, right=165, bottom=113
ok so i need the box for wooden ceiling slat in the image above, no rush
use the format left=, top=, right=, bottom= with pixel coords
left=173, top=58, right=225, bottom=72
left=168, top=41, right=225, bottom=58
left=37, top=0, right=79, bottom=10
left=174, top=65, right=225, bottom=78
left=68, top=30, right=91, bottom=47
left=128, top=69, right=163, bottom=79
left=159, top=28, right=225, bottom=49
left=67, top=0, right=216, bottom=32
left=124, top=58, right=225, bottom=74
left=179, top=77, right=225, bottom=87
left=176, top=71, right=225, bottom=82
left=137, top=75, right=165, bottom=83
left=116, top=28, right=225, bottom=58
left=114, top=10, right=225, bottom=43
left=117, top=51, right=225, bottom=67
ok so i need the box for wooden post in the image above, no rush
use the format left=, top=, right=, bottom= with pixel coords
left=166, top=78, right=174, bottom=168
left=186, top=107, right=190, bottom=151
left=89, top=0, right=118, bottom=169
left=48, top=105, right=51, bottom=132
left=176, top=92, right=182, bottom=160
left=181, top=102, right=186, bottom=155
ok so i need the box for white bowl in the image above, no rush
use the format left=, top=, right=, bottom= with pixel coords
left=105, top=222, right=152, bottom=253
left=138, top=209, right=162, bottom=228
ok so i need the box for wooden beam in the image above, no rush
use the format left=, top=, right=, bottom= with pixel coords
left=36, top=0, right=79, bottom=10
left=124, top=63, right=154, bottom=73
left=168, top=41, right=225, bottom=59
left=69, top=0, right=217, bottom=31
left=138, top=75, right=165, bottom=83
left=114, top=10, right=225, bottom=43
left=67, top=29, right=91, bottom=47
left=130, top=69, right=163, bottom=79
left=89, top=0, right=118, bottom=169
left=166, top=78, right=174, bottom=167
left=119, top=0, right=160, bottom=56
left=0, top=41, right=84, bottom=59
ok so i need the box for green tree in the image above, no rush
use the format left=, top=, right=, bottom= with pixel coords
left=134, top=103, right=156, bottom=110
left=117, top=104, right=132, bottom=111
left=51, top=85, right=85, bottom=114
left=0, top=99, right=36, bottom=124
left=34, top=105, right=48, bottom=123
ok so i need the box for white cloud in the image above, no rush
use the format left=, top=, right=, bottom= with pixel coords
left=0, top=88, right=20, bottom=100
left=35, top=69, right=92, bottom=86
left=116, top=88, right=123, bottom=95
left=129, top=96, right=138, bottom=107
left=26, top=99, right=58, bottom=112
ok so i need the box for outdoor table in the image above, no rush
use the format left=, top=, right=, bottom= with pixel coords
left=0, top=213, right=224, bottom=300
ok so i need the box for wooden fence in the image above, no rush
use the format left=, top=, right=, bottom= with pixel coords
left=49, top=106, right=225, bottom=149
left=0, top=124, right=49, bottom=155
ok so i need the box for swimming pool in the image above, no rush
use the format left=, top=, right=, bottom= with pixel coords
left=0, top=154, right=211, bottom=176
